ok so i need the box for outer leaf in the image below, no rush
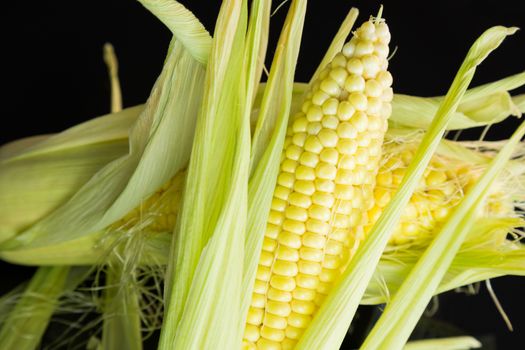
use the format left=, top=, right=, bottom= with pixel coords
left=403, top=337, right=481, bottom=350
left=138, top=0, right=212, bottom=64
left=297, top=26, right=517, bottom=350
left=390, top=72, right=525, bottom=130
left=0, top=39, right=206, bottom=252
left=159, top=1, right=250, bottom=349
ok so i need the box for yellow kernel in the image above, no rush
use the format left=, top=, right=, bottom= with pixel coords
left=266, top=301, right=292, bottom=317
left=344, top=74, right=365, bottom=92
left=281, top=159, right=297, bottom=173
left=342, top=41, right=356, bottom=57
left=301, top=100, right=312, bottom=114
left=319, top=148, right=339, bottom=165
left=322, top=98, right=339, bottom=115
left=276, top=246, right=299, bottom=262
left=264, top=313, right=287, bottom=330
left=270, top=275, right=296, bottom=292
left=374, top=42, right=389, bottom=58
left=299, top=151, right=319, bottom=167
left=312, top=90, right=329, bottom=106
left=374, top=187, right=391, bottom=207
left=285, top=144, right=302, bottom=161
left=317, top=282, right=331, bottom=294
left=337, top=101, right=355, bottom=121
left=292, top=117, right=308, bottom=133
left=377, top=70, right=393, bottom=87
left=260, top=325, right=285, bottom=342
left=346, top=58, right=363, bottom=75
left=277, top=172, right=295, bottom=188
left=362, top=54, right=381, bottom=78
left=329, top=67, right=348, bottom=85
left=334, top=199, right=352, bottom=215
left=288, top=312, right=312, bottom=328
left=306, top=218, right=330, bottom=235
left=314, top=178, right=335, bottom=192
left=334, top=184, right=354, bottom=200
left=365, top=79, right=383, bottom=97
left=304, top=135, right=323, bottom=153
left=381, top=87, right=394, bottom=102
left=367, top=97, right=383, bottom=115
left=348, top=92, right=368, bottom=111
left=308, top=205, right=331, bottom=221
left=306, top=105, right=323, bottom=122
left=257, top=265, right=271, bottom=281
left=322, top=255, right=341, bottom=269
left=251, top=292, right=265, bottom=308
left=274, top=186, right=291, bottom=200
left=314, top=293, right=326, bottom=306
left=295, top=165, right=316, bottom=181
left=331, top=53, right=347, bottom=68
left=376, top=171, right=392, bottom=186
left=302, top=232, right=327, bottom=249
left=271, top=198, right=287, bottom=212
left=426, top=170, right=448, bottom=186
left=307, top=122, right=322, bottom=135
left=278, top=231, right=302, bottom=249
left=257, top=337, right=281, bottom=350
left=263, top=237, right=277, bottom=252
left=333, top=213, right=351, bottom=228
left=339, top=154, right=356, bottom=170
left=285, top=206, right=308, bottom=222
left=259, top=251, right=274, bottom=267
left=336, top=121, right=358, bottom=139
left=268, top=210, right=284, bottom=226
left=337, top=139, right=358, bottom=155
left=273, top=260, right=299, bottom=277
left=285, top=326, right=304, bottom=340
left=282, top=338, right=297, bottom=350
left=298, top=260, right=322, bottom=275
left=292, top=133, right=307, bottom=147
left=244, top=324, right=261, bottom=342
left=291, top=299, right=316, bottom=315
left=294, top=180, right=315, bottom=196
left=242, top=340, right=256, bottom=350
left=265, top=224, right=280, bottom=239
left=293, top=287, right=316, bottom=301
left=288, top=192, right=311, bottom=209
left=325, top=240, right=343, bottom=255
left=312, top=192, right=335, bottom=208
left=315, top=163, right=337, bottom=180
left=317, top=129, right=338, bottom=148
left=295, top=274, right=320, bottom=290
left=335, top=169, right=354, bottom=185
left=282, top=219, right=305, bottom=235
left=299, top=246, right=324, bottom=262
left=321, top=115, right=339, bottom=129
left=254, top=279, right=269, bottom=294
left=320, top=78, right=340, bottom=96
left=247, top=306, right=264, bottom=325
left=351, top=111, right=369, bottom=132
left=268, top=287, right=292, bottom=303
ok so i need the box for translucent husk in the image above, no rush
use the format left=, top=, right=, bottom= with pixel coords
left=403, top=336, right=481, bottom=350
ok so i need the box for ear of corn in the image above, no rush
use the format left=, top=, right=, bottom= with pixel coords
left=242, top=14, right=393, bottom=349
left=358, top=26, right=521, bottom=350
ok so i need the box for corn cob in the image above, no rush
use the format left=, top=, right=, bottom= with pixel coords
left=243, top=17, right=393, bottom=350
left=111, top=171, right=185, bottom=234
left=371, top=140, right=513, bottom=245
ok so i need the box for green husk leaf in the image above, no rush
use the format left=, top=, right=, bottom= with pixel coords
left=403, top=336, right=481, bottom=350
left=138, top=0, right=212, bottom=64
left=0, top=37, right=206, bottom=251
left=0, top=266, right=69, bottom=350
left=390, top=72, right=525, bottom=130
left=241, top=0, right=307, bottom=329
left=297, top=25, right=517, bottom=350
left=159, top=1, right=250, bottom=348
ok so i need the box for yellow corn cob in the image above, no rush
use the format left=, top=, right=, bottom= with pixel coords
left=111, top=171, right=185, bottom=233
left=371, top=140, right=513, bottom=245
left=243, top=17, right=393, bottom=350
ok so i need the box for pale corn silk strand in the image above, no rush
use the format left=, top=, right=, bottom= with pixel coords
left=242, top=16, right=393, bottom=349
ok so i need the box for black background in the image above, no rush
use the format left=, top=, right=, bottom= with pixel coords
left=1, top=0, right=524, bottom=349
